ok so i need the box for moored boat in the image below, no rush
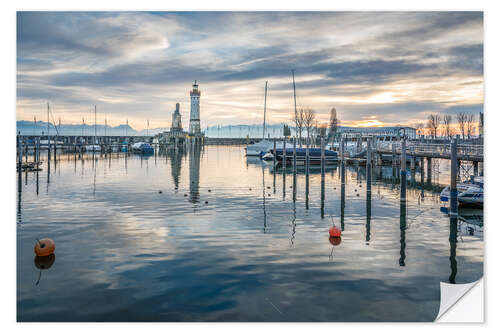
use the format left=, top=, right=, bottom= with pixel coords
left=440, top=176, right=483, bottom=207
left=131, top=142, right=154, bottom=154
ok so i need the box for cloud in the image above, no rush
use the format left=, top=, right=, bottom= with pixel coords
left=16, top=11, right=484, bottom=130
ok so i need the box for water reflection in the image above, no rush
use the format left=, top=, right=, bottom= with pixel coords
left=449, top=215, right=458, bottom=283
left=341, top=161, right=345, bottom=231
left=34, top=254, right=56, bottom=286
left=400, top=202, right=407, bottom=267
left=290, top=200, right=296, bottom=247
left=17, top=170, right=22, bottom=223
left=36, top=169, right=39, bottom=196
left=170, top=149, right=183, bottom=190
left=366, top=189, right=371, bottom=245
left=262, top=163, right=267, bottom=233
left=320, top=168, right=325, bottom=219
left=16, top=147, right=483, bottom=322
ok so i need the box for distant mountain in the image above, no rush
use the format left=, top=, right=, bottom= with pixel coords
left=204, top=124, right=296, bottom=138
left=16, top=120, right=145, bottom=136
left=18, top=121, right=363, bottom=138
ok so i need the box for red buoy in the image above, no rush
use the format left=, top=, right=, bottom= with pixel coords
left=329, top=227, right=341, bottom=238
left=329, top=236, right=342, bottom=246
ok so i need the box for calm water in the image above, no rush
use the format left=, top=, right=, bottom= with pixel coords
left=17, top=145, right=483, bottom=322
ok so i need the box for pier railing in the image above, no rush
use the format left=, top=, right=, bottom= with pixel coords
left=376, top=142, right=483, bottom=162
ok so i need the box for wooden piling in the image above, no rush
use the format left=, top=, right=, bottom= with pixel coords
left=305, top=137, right=310, bottom=210
left=17, top=136, right=22, bottom=169
left=410, top=156, right=416, bottom=183
left=392, top=142, right=396, bottom=168
left=283, top=137, right=286, bottom=199
left=420, top=156, right=425, bottom=188
left=426, top=157, right=432, bottom=184
left=321, top=136, right=325, bottom=178
left=293, top=137, right=297, bottom=202
left=306, top=137, right=310, bottom=176
left=340, top=162, right=345, bottom=230
left=47, top=135, right=51, bottom=161
left=400, top=137, right=407, bottom=202
left=340, top=137, right=345, bottom=163
left=450, top=139, right=458, bottom=215
left=367, top=138, right=371, bottom=193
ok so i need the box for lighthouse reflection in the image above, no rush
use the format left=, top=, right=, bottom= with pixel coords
left=170, top=148, right=184, bottom=190
left=188, top=144, right=201, bottom=203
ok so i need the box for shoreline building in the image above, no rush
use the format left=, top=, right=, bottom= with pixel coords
left=189, top=80, right=204, bottom=142
left=171, top=103, right=183, bottom=134
left=159, top=103, right=188, bottom=144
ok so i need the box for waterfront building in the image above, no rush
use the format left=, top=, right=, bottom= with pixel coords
left=337, top=126, right=417, bottom=140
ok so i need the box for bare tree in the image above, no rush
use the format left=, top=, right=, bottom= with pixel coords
left=427, top=114, right=441, bottom=139
left=466, top=114, right=475, bottom=139
left=302, top=108, right=316, bottom=144
left=456, top=112, right=467, bottom=139
left=443, top=115, right=453, bottom=139
left=293, top=108, right=306, bottom=147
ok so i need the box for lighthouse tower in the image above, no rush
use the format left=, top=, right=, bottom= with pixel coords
left=189, top=80, right=201, bottom=135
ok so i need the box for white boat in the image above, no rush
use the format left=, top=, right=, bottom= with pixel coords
left=440, top=176, right=483, bottom=206
left=38, top=140, right=64, bottom=149
left=245, top=139, right=273, bottom=157
left=85, top=144, right=101, bottom=152
left=458, top=186, right=483, bottom=207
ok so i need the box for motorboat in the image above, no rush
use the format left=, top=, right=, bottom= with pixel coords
left=131, top=142, right=154, bottom=154
left=245, top=140, right=273, bottom=157
left=458, top=186, right=483, bottom=207
left=440, top=175, right=483, bottom=207
left=259, top=141, right=297, bottom=160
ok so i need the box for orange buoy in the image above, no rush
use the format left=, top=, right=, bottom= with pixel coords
left=34, top=238, right=55, bottom=257
left=329, top=236, right=342, bottom=246
left=329, top=227, right=341, bottom=238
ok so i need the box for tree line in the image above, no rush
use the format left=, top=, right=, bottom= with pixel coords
left=418, top=112, right=483, bottom=140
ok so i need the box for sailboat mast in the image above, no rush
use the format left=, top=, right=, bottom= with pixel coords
left=292, top=69, right=297, bottom=136
left=263, top=81, right=268, bottom=140
left=47, top=102, right=49, bottom=140
left=94, top=105, right=97, bottom=144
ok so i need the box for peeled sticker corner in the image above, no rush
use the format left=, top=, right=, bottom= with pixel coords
left=435, top=278, right=483, bottom=322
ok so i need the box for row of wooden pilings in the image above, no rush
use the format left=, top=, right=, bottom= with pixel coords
left=16, top=136, right=186, bottom=169
left=266, top=135, right=463, bottom=216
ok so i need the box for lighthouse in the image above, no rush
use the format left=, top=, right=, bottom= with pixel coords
left=189, top=80, right=201, bottom=135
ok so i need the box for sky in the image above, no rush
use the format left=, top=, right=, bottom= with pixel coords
left=16, top=11, right=483, bottom=131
